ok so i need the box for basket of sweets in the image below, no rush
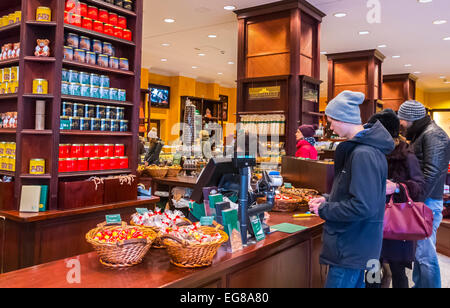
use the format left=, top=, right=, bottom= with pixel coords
left=160, top=222, right=228, bottom=268
left=166, top=165, right=182, bottom=177
left=85, top=221, right=157, bottom=268
left=147, top=165, right=169, bottom=178
left=272, top=194, right=304, bottom=212
left=130, top=209, right=191, bottom=249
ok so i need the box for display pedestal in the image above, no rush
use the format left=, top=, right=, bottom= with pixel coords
left=382, top=73, right=418, bottom=111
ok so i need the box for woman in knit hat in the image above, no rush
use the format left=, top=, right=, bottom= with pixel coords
left=295, top=124, right=318, bottom=160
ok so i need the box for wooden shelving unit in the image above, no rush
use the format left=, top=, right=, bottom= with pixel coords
left=0, top=0, right=144, bottom=211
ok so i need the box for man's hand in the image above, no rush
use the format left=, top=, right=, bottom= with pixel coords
left=386, top=180, right=398, bottom=195
left=308, top=197, right=326, bottom=216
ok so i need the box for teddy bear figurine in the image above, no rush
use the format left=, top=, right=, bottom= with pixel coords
left=11, top=43, right=20, bottom=59
left=2, top=44, right=11, bottom=60
left=6, top=43, right=14, bottom=59
left=0, top=45, right=6, bottom=61
left=35, top=39, right=50, bottom=57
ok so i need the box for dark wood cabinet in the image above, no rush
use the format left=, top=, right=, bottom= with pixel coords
left=382, top=73, right=418, bottom=111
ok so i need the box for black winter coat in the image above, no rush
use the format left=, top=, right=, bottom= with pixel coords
left=318, top=121, right=395, bottom=270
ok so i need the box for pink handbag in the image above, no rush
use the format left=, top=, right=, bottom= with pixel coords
left=383, top=183, right=434, bottom=241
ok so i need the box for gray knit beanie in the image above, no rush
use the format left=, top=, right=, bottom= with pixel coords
left=325, top=90, right=364, bottom=125
left=398, top=100, right=427, bottom=122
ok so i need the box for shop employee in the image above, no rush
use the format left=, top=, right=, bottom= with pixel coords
left=295, top=124, right=318, bottom=160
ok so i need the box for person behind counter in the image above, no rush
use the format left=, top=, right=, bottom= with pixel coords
left=295, top=124, right=318, bottom=160
left=144, top=128, right=164, bottom=166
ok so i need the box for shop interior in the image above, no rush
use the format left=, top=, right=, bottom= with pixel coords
left=0, top=0, right=448, bottom=288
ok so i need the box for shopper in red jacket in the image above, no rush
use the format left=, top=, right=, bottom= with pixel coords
left=295, top=125, right=318, bottom=160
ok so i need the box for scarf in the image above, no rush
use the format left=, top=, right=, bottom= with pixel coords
left=304, top=137, right=316, bottom=146
left=406, top=116, right=431, bottom=142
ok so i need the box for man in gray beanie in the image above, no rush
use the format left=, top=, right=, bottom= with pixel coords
left=309, top=90, right=395, bottom=288
left=398, top=100, right=450, bottom=288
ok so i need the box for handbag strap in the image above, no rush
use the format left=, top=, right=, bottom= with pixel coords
left=398, top=183, right=414, bottom=206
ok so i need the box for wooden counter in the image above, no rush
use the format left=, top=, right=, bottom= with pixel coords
left=0, top=196, right=160, bottom=273
left=437, top=219, right=450, bottom=257
left=0, top=212, right=325, bottom=288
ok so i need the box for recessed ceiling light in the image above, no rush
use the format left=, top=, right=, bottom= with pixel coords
left=433, top=20, right=447, bottom=25
left=227, top=61, right=235, bottom=65
left=359, top=31, right=370, bottom=35
left=405, top=64, right=412, bottom=67
left=164, top=18, right=175, bottom=23
left=392, top=55, right=401, bottom=58
left=417, top=0, right=432, bottom=3
left=320, top=51, right=327, bottom=55
left=198, top=53, right=206, bottom=56
left=224, top=5, right=236, bottom=10
left=414, top=71, right=421, bottom=74
left=218, top=72, right=223, bottom=75
left=161, top=58, right=167, bottom=62
left=161, top=43, right=170, bottom=47
left=192, top=66, right=198, bottom=69
left=439, top=76, right=446, bottom=78
left=208, top=34, right=217, bottom=38
left=444, top=37, right=450, bottom=41
left=333, top=12, right=347, bottom=18
left=378, top=44, right=387, bottom=48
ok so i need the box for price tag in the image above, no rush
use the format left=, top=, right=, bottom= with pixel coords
left=105, top=214, right=122, bottom=225
left=136, top=208, right=149, bottom=215
left=200, top=216, right=214, bottom=226
left=284, top=183, right=293, bottom=189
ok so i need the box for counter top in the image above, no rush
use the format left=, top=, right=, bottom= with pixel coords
left=0, top=212, right=324, bottom=288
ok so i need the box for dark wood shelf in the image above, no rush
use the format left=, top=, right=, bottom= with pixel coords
left=237, top=110, right=286, bottom=115
left=24, top=56, right=56, bottom=63
left=62, top=60, right=134, bottom=76
left=64, top=24, right=136, bottom=47
left=0, top=23, right=20, bottom=36
left=0, top=94, right=18, bottom=101
left=21, top=129, right=52, bottom=135
left=0, top=128, right=17, bottom=134
left=0, top=170, right=15, bottom=177
left=20, top=174, right=51, bottom=179
left=60, top=95, right=134, bottom=107
left=22, top=94, right=54, bottom=100
left=60, top=131, right=132, bottom=137
left=26, top=21, right=57, bottom=27
left=84, top=0, right=137, bottom=17
left=58, top=169, right=132, bottom=178
left=0, top=58, right=19, bottom=67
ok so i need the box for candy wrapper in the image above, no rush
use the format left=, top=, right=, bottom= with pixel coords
left=131, top=209, right=186, bottom=229
left=165, top=223, right=222, bottom=245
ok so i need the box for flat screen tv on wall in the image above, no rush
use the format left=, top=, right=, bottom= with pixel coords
left=149, top=84, right=170, bottom=108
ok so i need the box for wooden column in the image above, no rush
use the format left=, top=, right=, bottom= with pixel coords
left=234, top=0, right=325, bottom=156
left=326, top=49, right=385, bottom=123
left=382, top=73, right=418, bottom=111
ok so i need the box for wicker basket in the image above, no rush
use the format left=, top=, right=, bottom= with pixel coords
left=166, top=167, right=182, bottom=177
left=161, top=225, right=229, bottom=268
left=272, top=196, right=304, bottom=212
left=130, top=217, right=192, bottom=249
left=148, top=167, right=168, bottom=178
left=86, top=221, right=157, bottom=268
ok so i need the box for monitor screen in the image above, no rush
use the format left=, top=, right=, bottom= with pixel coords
left=149, top=84, right=170, bottom=108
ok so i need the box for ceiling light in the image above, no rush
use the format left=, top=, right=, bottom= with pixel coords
left=444, top=37, right=450, bottom=41
left=161, top=43, right=170, bottom=47
left=414, top=72, right=421, bottom=74
left=320, top=51, right=327, bottom=55
left=359, top=31, right=370, bottom=35
left=192, top=66, right=198, bottom=69
left=198, top=53, right=206, bottom=56
left=224, top=5, right=236, bottom=10
left=417, top=0, right=432, bottom=3
left=227, top=61, right=235, bottom=65
left=208, top=34, right=217, bottom=38
left=218, top=72, right=223, bottom=75
left=433, top=20, right=447, bottom=25
left=161, top=58, right=167, bottom=62
left=333, top=12, right=347, bottom=18
left=164, top=18, right=175, bottom=23
left=378, top=44, right=387, bottom=48
left=405, top=64, right=412, bottom=67
left=392, top=55, right=401, bottom=58
left=439, top=76, right=446, bottom=78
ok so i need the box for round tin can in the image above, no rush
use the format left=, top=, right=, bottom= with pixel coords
left=110, top=119, right=119, bottom=132
left=104, top=144, right=114, bottom=157
left=59, top=144, right=71, bottom=158
left=101, top=119, right=111, bottom=131
left=113, top=26, right=123, bottom=39
left=61, top=81, right=70, bottom=95
left=77, top=157, right=89, bottom=171
left=94, top=144, right=104, bottom=157
left=73, top=103, right=85, bottom=117
left=119, top=120, right=128, bottom=132
left=110, top=157, right=119, bottom=170
left=89, top=157, right=100, bottom=171
left=103, top=23, right=114, bottom=36
left=74, top=49, right=86, bottom=63
left=79, top=2, right=88, bottom=17
left=92, top=39, right=102, bottom=53
left=86, top=51, right=96, bottom=65
left=99, top=157, right=109, bottom=170
left=83, top=144, right=94, bottom=157
left=80, top=84, right=90, bottom=97
left=79, top=36, right=91, bottom=51
left=122, top=29, right=132, bottom=41
left=79, top=72, right=90, bottom=85
left=59, top=158, right=67, bottom=173
left=118, top=89, right=126, bottom=102
left=99, top=75, right=110, bottom=87
left=71, top=14, right=82, bottom=27
left=109, top=57, right=119, bottom=69
left=99, top=9, right=109, bottom=23
left=65, top=158, right=76, bottom=172
left=93, top=20, right=103, bottom=33
left=70, top=117, right=81, bottom=130
left=90, top=85, right=100, bottom=98
left=95, top=105, right=106, bottom=118
left=81, top=17, right=92, bottom=30
left=64, top=11, right=69, bottom=24
left=109, top=88, right=118, bottom=101
left=84, top=104, right=95, bottom=118
left=60, top=116, right=71, bottom=130
left=62, top=69, right=69, bottom=82
left=66, top=33, right=79, bottom=48
left=64, top=46, right=74, bottom=61
left=102, top=42, right=113, bottom=56
left=89, top=73, right=100, bottom=86
left=80, top=117, right=90, bottom=131
left=68, top=70, right=79, bottom=83
left=119, top=58, right=129, bottom=70
left=32, top=79, right=48, bottom=94
left=61, top=102, right=73, bottom=116
left=71, top=144, right=84, bottom=158
left=123, top=0, right=133, bottom=10
left=36, top=6, right=51, bottom=22
left=119, top=156, right=129, bottom=169
left=116, top=107, right=125, bottom=120
left=90, top=118, right=100, bottom=131
left=97, top=54, right=109, bottom=67
left=87, top=5, right=98, bottom=20
left=117, top=15, right=127, bottom=29
left=99, top=87, right=110, bottom=100
left=115, top=0, right=124, bottom=7
left=110, top=45, right=116, bottom=57
left=69, top=83, right=81, bottom=96
left=30, top=159, right=45, bottom=175
left=65, top=0, right=77, bottom=12
left=109, top=12, right=118, bottom=26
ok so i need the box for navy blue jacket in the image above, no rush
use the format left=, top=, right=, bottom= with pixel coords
left=318, top=121, right=395, bottom=270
